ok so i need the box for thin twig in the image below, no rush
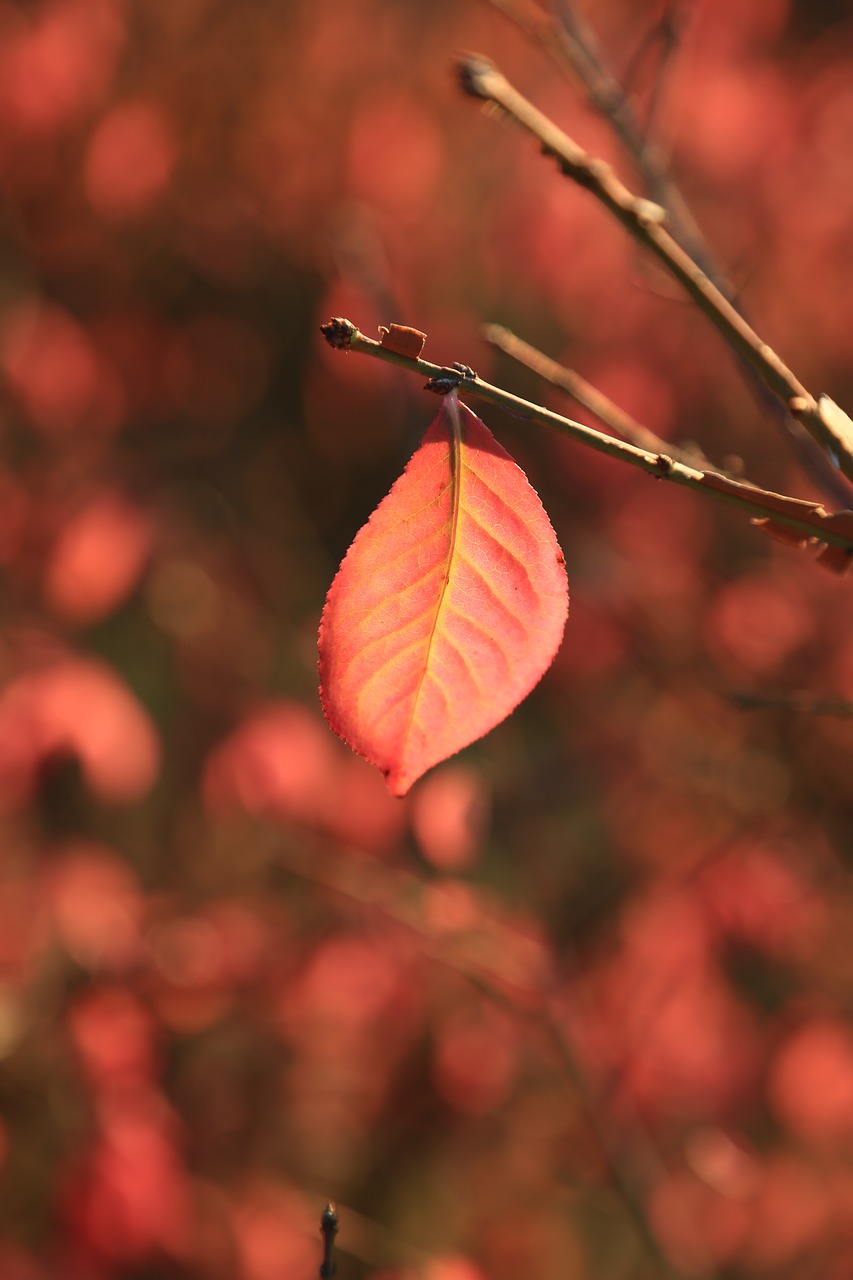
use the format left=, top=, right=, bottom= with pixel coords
left=320, top=1204, right=338, bottom=1280
left=619, top=1, right=684, bottom=141
left=456, top=55, right=853, bottom=489
left=483, top=0, right=729, bottom=275
left=731, top=691, right=853, bottom=719
left=280, top=834, right=702, bottom=1279
left=320, top=318, right=853, bottom=562
left=516, top=0, right=853, bottom=505
left=553, top=0, right=698, bottom=243
left=539, top=993, right=716, bottom=1280
left=546, top=0, right=853, bottom=508
left=484, top=321, right=713, bottom=468
left=457, top=35, right=853, bottom=504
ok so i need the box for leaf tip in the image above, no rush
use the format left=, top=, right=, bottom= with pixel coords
left=384, top=769, right=414, bottom=799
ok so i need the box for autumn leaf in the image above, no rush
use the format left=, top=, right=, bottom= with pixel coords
left=318, top=392, right=569, bottom=795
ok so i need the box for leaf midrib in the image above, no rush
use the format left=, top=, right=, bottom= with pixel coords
left=400, top=394, right=464, bottom=755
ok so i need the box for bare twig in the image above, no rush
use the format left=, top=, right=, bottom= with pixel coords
left=281, top=834, right=703, bottom=1279
left=457, top=55, right=853, bottom=490
left=484, top=321, right=713, bottom=468
left=619, top=1, right=684, bottom=140
left=540, top=993, right=715, bottom=1280
left=483, top=0, right=728, bottom=274
left=731, top=691, right=853, bottom=719
left=320, top=318, right=853, bottom=563
left=320, top=1204, right=338, bottom=1280
left=458, top=35, right=853, bottom=505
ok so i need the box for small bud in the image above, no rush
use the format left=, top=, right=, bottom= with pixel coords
left=320, top=318, right=357, bottom=350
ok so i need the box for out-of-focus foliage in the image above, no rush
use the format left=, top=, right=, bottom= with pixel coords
left=2, top=0, right=853, bottom=1278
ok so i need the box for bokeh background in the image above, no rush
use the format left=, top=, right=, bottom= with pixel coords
left=3, top=0, right=853, bottom=1276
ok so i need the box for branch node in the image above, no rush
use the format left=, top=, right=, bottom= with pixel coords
left=325, top=313, right=853, bottom=556
left=424, top=374, right=462, bottom=395
left=634, top=198, right=667, bottom=228
left=461, top=49, right=853, bottom=497
left=568, top=157, right=608, bottom=190
left=321, top=318, right=357, bottom=350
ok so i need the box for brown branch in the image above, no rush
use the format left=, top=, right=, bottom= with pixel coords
left=482, top=0, right=731, bottom=278
left=484, top=321, right=713, bottom=469
left=622, top=2, right=685, bottom=143
left=457, top=55, right=853, bottom=481
left=320, top=318, right=853, bottom=564
left=457, top=49, right=853, bottom=502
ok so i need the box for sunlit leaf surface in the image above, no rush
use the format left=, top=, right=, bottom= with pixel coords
left=319, top=392, right=569, bottom=794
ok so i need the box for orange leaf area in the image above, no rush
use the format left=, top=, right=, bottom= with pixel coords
left=319, top=392, right=568, bottom=795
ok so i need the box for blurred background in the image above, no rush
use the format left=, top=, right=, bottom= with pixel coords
left=2, top=0, right=853, bottom=1276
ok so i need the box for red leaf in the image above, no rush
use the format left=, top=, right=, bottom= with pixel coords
left=319, top=392, right=568, bottom=795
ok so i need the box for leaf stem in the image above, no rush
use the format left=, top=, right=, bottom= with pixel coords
left=456, top=54, right=853, bottom=491
left=320, top=318, right=853, bottom=559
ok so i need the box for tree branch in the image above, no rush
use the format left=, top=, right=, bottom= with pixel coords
left=488, top=1, right=705, bottom=256
left=456, top=51, right=853, bottom=500
left=483, top=0, right=852, bottom=504
left=620, top=2, right=685, bottom=144
left=484, top=321, right=714, bottom=469
left=320, top=318, right=853, bottom=564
